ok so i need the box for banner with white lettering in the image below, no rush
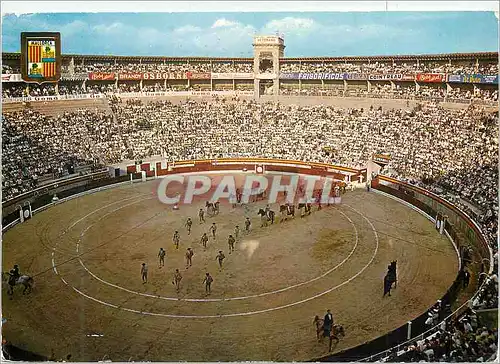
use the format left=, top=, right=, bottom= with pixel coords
left=1, top=74, right=23, bottom=82
left=211, top=73, right=253, bottom=79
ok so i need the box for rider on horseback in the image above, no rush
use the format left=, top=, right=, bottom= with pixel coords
left=11, top=265, right=19, bottom=279
left=8, top=265, right=20, bottom=286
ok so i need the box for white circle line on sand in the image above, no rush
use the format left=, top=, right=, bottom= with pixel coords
left=76, top=205, right=359, bottom=302
left=62, top=203, right=379, bottom=318
left=49, top=194, right=149, bottom=256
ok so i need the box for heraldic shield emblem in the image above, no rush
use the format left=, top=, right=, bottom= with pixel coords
left=20, top=32, right=61, bottom=84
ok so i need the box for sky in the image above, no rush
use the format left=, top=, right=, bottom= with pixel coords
left=1, top=12, right=498, bottom=57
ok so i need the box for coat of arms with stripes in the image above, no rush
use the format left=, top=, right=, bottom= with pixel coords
left=21, top=32, right=61, bottom=83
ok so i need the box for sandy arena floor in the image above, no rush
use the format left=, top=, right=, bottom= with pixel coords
left=2, top=174, right=459, bottom=361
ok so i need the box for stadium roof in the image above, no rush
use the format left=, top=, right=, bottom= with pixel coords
left=2, top=51, right=498, bottom=63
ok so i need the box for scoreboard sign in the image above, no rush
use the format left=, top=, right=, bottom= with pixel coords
left=21, top=32, right=61, bottom=83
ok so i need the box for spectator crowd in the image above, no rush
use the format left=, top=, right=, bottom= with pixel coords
left=66, top=59, right=500, bottom=75
left=390, top=306, right=497, bottom=362
left=279, top=61, right=498, bottom=75
left=3, top=99, right=497, bottom=244
left=71, top=61, right=254, bottom=74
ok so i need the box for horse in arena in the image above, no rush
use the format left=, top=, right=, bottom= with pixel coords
left=313, top=316, right=345, bottom=351
left=297, top=202, right=312, bottom=217
left=258, top=208, right=275, bottom=227
left=383, top=260, right=398, bottom=297
left=3, top=273, right=34, bottom=296
left=279, top=204, right=295, bottom=222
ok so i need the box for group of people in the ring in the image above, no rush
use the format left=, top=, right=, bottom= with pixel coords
left=140, top=261, right=215, bottom=294
left=138, top=206, right=256, bottom=293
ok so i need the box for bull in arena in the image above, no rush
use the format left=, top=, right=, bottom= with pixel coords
left=383, top=260, right=398, bottom=297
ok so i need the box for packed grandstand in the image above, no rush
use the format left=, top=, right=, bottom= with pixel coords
left=1, top=44, right=498, bottom=362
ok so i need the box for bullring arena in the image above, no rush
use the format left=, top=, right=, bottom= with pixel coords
left=1, top=33, right=497, bottom=362
left=3, top=166, right=459, bottom=361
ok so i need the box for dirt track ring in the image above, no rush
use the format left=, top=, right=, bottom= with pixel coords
left=51, top=195, right=379, bottom=317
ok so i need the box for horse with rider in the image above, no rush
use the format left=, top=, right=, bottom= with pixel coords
left=3, top=264, right=34, bottom=296
left=279, top=203, right=295, bottom=222
left=258, top=205, right=275, bottom=227
left=313, top=315, right=345, bottom=352
left=297, top=202, right=313, bottom=217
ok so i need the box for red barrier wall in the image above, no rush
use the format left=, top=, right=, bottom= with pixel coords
left=132, top=158, right=366, bottom=182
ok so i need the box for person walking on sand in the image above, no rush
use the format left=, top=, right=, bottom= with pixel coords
left=141, top=263, right=148, bottom=283
left=173, top=231, right=180, bottom=249
left=216, top=250, right=226, bottom=270
left=158, top=248, right=166, bottom=268
left=228, top=235, right=236, bottom=254
left=185, top=248, right=194, bottom=268
left=185, top=218, right=193, bottom=235
left=200, top=232, right=209, bottom=249
left=203, top=272, right=213, bottom=294
left=172, top=269, right=182, bottom=292
left=209, top=222, right=217, bottom=240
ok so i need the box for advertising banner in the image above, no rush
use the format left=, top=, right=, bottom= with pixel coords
left=401, top=74, right=415, bottom=81
left=447, top=74, right=463, bottom=83
left=416, top=73, right=445, bottom=83
left=461, top=75, right=483, bottom=84
left=345, top=73, right=368, bottom=80
left=211, top=73, right=253, bottom=79
left=368, top=74, right=403, bottom=81
left=186, top=72, right=211, bottom=80
left=280, top=73, right=300, bottom=80
left=481, top=75, right=498, bottom=84
left=142, top=72, right=169, bottom=80
left=447, top=74, right=498, bottom=84
left=60, top=72, right=87, bottom=81
left=169, top=72, right=187, bottom=80
left=118, top=73, right=142, bottom=81
left=302, top=73, right=345, bottom=80
left=1, top=74, right=23, bottom=82
left=233, top=73, right=254, bottom=79
left=88, top=72, right=115, bottom=81
left=279, top=73, right=345, bottom=80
